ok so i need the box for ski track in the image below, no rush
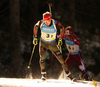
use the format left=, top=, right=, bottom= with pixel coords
left=0, top=78, right=99, bottom=87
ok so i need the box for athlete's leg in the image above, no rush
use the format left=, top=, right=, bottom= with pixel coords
left=65, top=53, right=74, bottom=69
left=39, top=46, right=46, bottom=72
left=39, top=41, right=48, bottom=80
left=49, top=41, right=76, bottom=81
left=76, top=53, right=90, bottom=80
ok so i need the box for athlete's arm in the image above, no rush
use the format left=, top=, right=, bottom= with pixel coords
left=33, top=21, right=41, bottom=38
left=56, top=21, right=64, bottom=39
left=73, top=35, right=80, bottom=46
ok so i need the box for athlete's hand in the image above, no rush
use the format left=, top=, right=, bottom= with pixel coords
left=33, top=37, right=38, bottom=45
left=58, top=39, right=62, bottom=47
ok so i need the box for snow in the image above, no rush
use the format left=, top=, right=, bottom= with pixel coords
left=0, top=78, right=100, bottom=87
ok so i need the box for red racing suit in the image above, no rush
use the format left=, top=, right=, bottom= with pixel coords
left=63, top=34, right=90, bottom=80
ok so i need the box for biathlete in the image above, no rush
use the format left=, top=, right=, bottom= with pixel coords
left=33, top=12, right=76, bottom=81
left=62, top=26, right=90, bottom=81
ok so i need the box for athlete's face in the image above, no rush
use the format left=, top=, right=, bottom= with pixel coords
left=44, top=19, right=51, bottom=26
left=65, top=29, right=73, bottom=39
left=66, top=35, right=72, bottom=39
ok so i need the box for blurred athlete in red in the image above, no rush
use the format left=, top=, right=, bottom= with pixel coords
left=63, top=26, right=90, bottom=81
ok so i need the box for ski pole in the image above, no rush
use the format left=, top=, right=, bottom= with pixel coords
left=27, top=45, right=36, bottom=68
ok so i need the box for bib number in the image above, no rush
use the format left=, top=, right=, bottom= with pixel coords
left=46, top=34, right=53, bottom=38
left=41, top=31, right=56, bottom=41
left=67, top=45, right=75, bottom=52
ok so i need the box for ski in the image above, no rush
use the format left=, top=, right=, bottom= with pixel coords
left=76, top=80, right=98, bottom=87
left=36, top=79, right=47, bottom=83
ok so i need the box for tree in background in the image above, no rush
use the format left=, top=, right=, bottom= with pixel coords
left=10, top=0, right=24, bottom=77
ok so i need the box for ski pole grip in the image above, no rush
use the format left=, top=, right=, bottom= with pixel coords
left=33, top=37, right=38, bottom=45
left=58, top=39, right=62, bottom=46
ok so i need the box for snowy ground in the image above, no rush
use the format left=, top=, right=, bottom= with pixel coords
left=0, top=78, right=100, bottom=87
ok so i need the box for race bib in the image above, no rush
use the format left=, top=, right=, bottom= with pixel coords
left=65, top=37, right=80, bottom=54
left=41, top=31, right=56, bottom=41
left=41, top=22, right=57, bottom=43
left=67, top=45, right=78, bottom=52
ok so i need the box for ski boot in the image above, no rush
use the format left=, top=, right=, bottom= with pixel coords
left=66, top=71, right=77, bottom=82
left=82, top=71, right=91, bottom=81
left=41, top=72, right=46, bottom=81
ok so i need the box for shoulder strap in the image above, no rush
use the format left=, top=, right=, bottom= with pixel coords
left=52, top=19, right=57, bottom=30
left=40, top=20, right=44, bottom=28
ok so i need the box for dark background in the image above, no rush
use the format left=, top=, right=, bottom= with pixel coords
left=0, top=0, right=100, bottom=81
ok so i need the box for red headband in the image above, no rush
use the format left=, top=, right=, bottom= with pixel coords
left=43, top=14, right=51, bottom=21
